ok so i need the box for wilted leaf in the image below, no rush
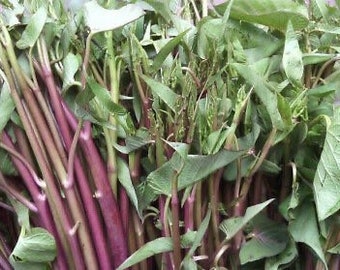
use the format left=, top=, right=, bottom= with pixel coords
left=282, top=21, right=303, bottom=87
left=313, top=105, right=340, bottom=220
left=16, top=7, right=47, bottom=49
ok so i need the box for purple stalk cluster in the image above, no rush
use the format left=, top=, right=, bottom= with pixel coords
left=0, top=26, right=128, bottom=269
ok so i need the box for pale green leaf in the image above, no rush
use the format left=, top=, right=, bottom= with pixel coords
left=222, top=0, right=309, bottom=31
left=0, top=80, right=15, bottom=132
left=282, top=21, right=303, bottom=87
left=10, top=227, right=56, bottom=266
left=328, top=242, right=340, bottom=254
left=313, top=106, right=340, bottom=220
left=117, top=231, right=196, bottom=270
left=117, top=157, right=139, bottom=213
left=84, top=1, right=145, bottom=33
left=62, top=53, right=81, bottom=91
left=16, top=7, right=47, bottom=49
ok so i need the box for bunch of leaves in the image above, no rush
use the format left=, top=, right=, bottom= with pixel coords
left=0, top=0, right=339, bottom=269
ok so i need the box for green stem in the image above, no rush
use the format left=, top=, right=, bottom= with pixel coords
left=171, top=171, right=181, bottom=270
left=106, top=30, right=119, bottom=195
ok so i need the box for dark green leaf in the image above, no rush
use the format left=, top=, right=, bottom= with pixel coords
left=289, top=202, right=327, bottom=267
left=240, top=215, right=289, bottom=264
left=137, top=149, right=246, bottom=212
left=220, top=199, right=275, bottom=241
left=265, top=238, right=298, bottom=270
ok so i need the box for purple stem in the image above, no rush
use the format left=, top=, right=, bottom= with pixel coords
left=120, top=188, right=129, bottom=235
left=62, top=103, right=128, bottom=268
left=39, top=63, right=111, bottom=268
left=184, top=187, right=196, bottom=232
left=0, top=252, right=12, bottom=270
left=1, top=132, right=68, bottom=270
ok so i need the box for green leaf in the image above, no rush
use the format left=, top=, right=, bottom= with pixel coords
left=87, top=78, right=126, bottom=115
left=183, top=209, right=211, bottom=261
left=231, top=63, right=284, bottom=129
left=137, top=149, right=246, bottom=212
left=220, top=199, right=275, bottom=241
left=62, top=53, right=81, bottom=91
left=313, top=106, right=340, bottom=220
left=226, top=0, right=309, bottom=31
left=113, top=134, right=152, bottom=154
left=282, top=21, right=303, bottom=87
left=328, top=242, right=340, bottom=254
left=117, top=157, right=139, bottom=213
left=84, top=1, right=145, bottom=33
left=307, top=82, right=337, bottom=97
left=0, top=80, right=15, bottom=132
left=16, top=7, right=47, bottom=49
left=302, top=53, right=334, bottom=65
left=240, top=217, right=288, bottom=264
left=140, top=74, right=180, bottom=112
left=0, top=148, right=17, bottom=175
left=117, top=231, right=196, bottom=270
left=9, top=199, right=30, bottom=231
left=10, top=227, right=56, bottom=268
left=289, top=202, right=327, bottom=268
left=152, top=29, right=189, bottom=71
left=265, top=237, right=298, bottom=270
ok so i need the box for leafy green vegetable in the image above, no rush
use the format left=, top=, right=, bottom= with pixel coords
left=313, top=105, right=340, bottom=220
left=16, top=7, right=47, bottom=49
left=10, top=227, right=56, bottom=269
